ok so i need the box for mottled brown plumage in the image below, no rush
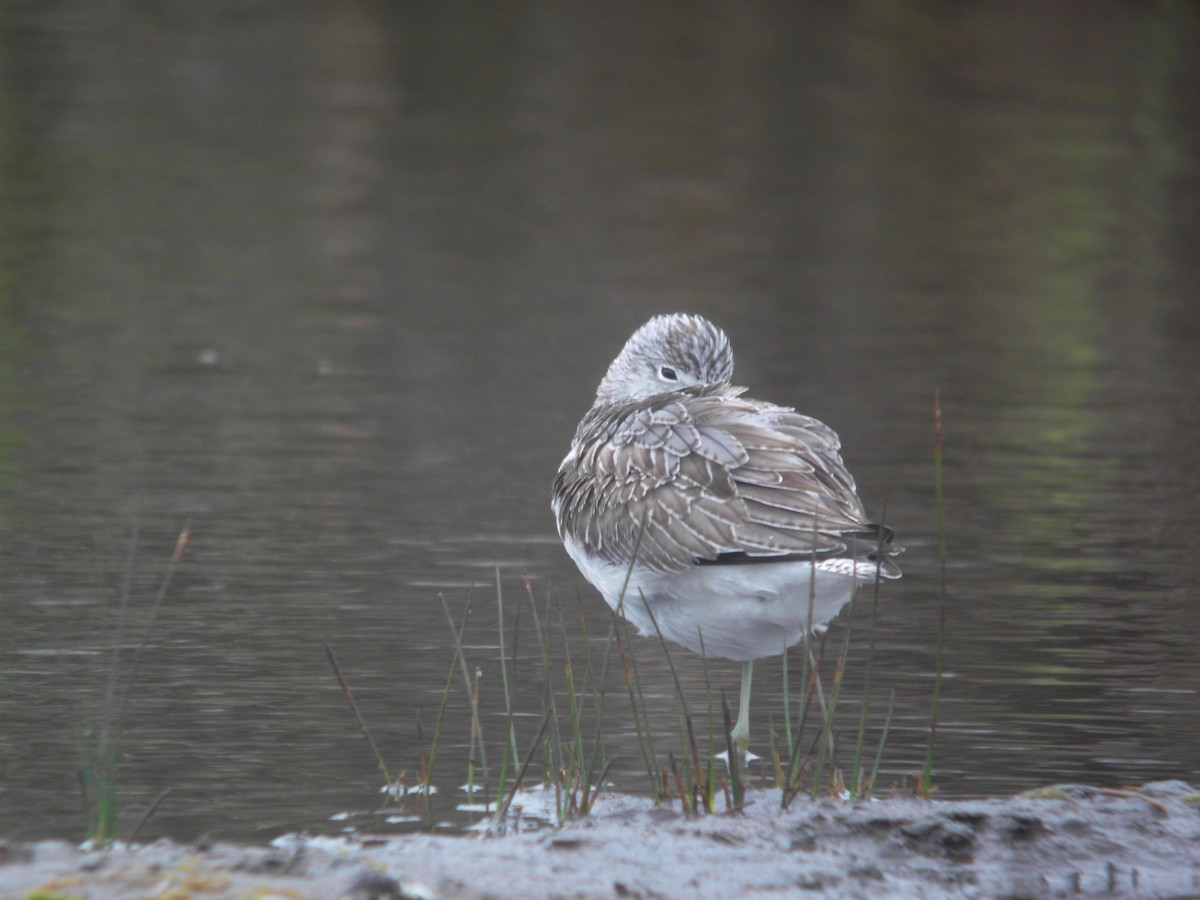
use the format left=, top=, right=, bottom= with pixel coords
left=551, top=313, right=901, bottom=753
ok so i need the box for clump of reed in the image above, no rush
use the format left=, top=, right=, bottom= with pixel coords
left=327, top=568, right=622, bottom=829
left=331, top=564, right=905, bottom=827
left=80, top=521, right=190, bottom=846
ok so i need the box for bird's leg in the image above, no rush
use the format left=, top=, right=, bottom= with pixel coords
left=730, top=659, right=754, bottom=759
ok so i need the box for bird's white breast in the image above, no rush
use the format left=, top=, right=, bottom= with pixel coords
left=559, top=531, right=862, bottom=662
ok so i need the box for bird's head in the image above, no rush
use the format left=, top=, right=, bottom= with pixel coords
left=595, top=313, right=734, bottom=404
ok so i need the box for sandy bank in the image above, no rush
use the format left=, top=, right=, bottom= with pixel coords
left=3, top=781, right=1198, bottom=899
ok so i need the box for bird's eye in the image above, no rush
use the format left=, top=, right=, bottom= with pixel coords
left=659, top=366, right=678, bottom=381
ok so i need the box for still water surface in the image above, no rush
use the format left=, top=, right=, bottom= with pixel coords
left=1, top=1, right=1198, bottom=842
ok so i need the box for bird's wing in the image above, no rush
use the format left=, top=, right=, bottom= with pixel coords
left=553, top=386, right=888, bottom=574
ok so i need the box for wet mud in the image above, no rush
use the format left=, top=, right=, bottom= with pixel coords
left=3, top=781, right=1199, bottom=899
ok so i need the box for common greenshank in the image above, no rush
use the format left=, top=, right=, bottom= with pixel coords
left=552, top=313, right=901, bottom=756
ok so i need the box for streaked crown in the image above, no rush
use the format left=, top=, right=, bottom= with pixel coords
left=595, top=314, right=734, bottom=404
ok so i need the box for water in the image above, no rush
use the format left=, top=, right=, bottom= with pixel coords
left=1, top=1, right=1198, bottom=843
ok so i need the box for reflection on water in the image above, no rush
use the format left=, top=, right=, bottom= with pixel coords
left=0, top=1, right=1198, bottom=841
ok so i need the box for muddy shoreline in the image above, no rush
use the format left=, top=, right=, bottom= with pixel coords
left=3, top=781, right=1199, bottom=899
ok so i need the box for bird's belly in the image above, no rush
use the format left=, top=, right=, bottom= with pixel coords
left=561, top=536, right=859, bottom=662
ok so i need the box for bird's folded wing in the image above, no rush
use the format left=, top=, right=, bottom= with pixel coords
left=554, top=387, right=882, bottom=574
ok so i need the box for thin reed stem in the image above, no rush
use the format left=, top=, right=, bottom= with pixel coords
left=867, top=690, right=896, bottom=797
left=324, top=642, right=392, bottom=786
left=613, top=611, right=660, bottom=801
left=721, top=689, right=743, bottom=808
left=496, top=708, right=552, bottom=821
left=697, top=630, right=717, bottom=812
left=101, top=514, right=142, bottom=751
left=849, top=510, right=887, bottom=799
left=425, top=597, right=474, bottom=816
left=494, top=568, right=522, bottom=811
left=440, top=592, right=490, bottom=800
left=128, top=789, right=172, bottom=844
left=117, top=524, right=191, bottom=725
left=922, top=388, right=947, bottom=797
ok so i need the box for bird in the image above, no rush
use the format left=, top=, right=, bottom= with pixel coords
left=551, top=313, right=901, bottom=758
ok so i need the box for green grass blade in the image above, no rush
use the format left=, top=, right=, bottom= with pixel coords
left=866, top=689, right=896, bottom=797
left=425, top=596, right=474, bottom=819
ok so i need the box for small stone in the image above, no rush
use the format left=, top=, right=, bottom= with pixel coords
left=0, top=842, right=32, bottom=866
left=900, top=817, right=942, bottom=840
left=790, top=832, right=817, bottom=852
left=939, top=821, right=975, bottom=851
left=1060, top=816, right=1091, bottom=835
left=850, top=864, right=885, bottom=882
left=349, top=869, right=404, bottom=900
left=999, top=814, right=1045, bottom=840
left=846, top=813, right=901, bottom=830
